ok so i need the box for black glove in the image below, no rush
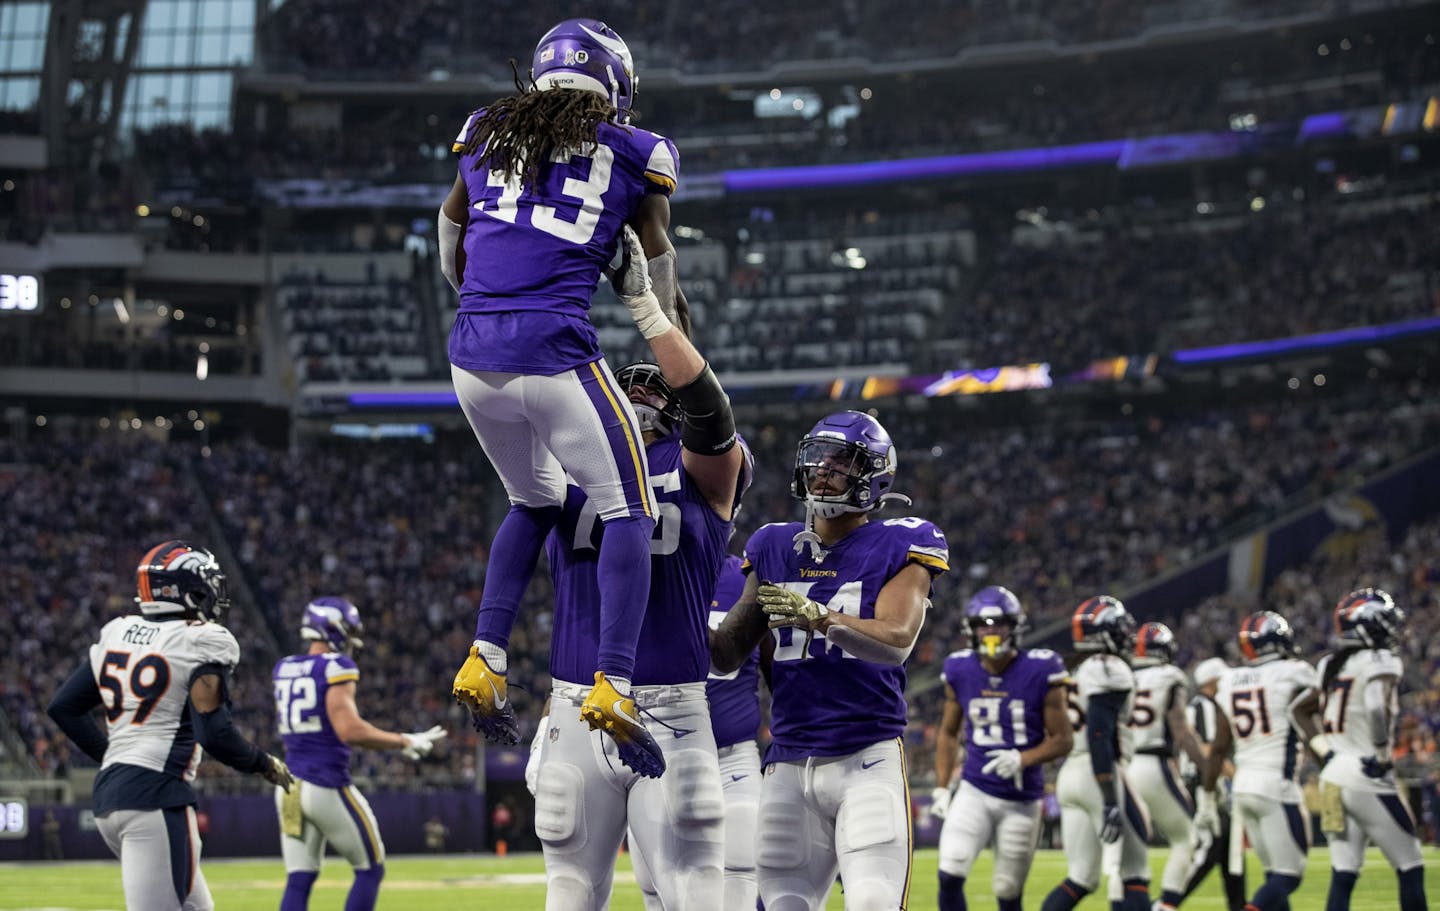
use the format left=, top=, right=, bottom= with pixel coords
left=1361, top=755, right=1393, bottom=780
left=1100, top=803, right=1122, bottom=844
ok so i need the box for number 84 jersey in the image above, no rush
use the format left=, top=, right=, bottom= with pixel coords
left=273, top=651, right=360, bottom=787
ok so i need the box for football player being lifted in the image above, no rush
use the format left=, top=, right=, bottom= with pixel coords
left=1127, top=622, right=1207, bottom=911
left=934, top=586, right=1074, bottom=911
left=445, top=17, right=687, bottom=775
left=1296, top=590, right=1428, bottom=911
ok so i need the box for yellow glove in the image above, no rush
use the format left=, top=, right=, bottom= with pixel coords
left=758, top=583, right=829, bottom=629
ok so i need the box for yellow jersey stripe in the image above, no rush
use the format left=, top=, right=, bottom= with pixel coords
left=643, top=171, right=677, bottom=193
left=588, top=361, right=653, bottom=518
left=908, top=552, right=950, bottom=571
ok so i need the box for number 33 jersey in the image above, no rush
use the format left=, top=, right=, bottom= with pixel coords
left=90, top=615, right=241, bottom=783
left=1216, top=657, right=1317, bottom=800
left=741, top=516, right=949, bottom=764
left=272, top=651, right=360, bottom=788
left=942, top=647, right=1068, bottom=800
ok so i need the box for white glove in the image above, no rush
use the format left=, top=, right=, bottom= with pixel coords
left=401, top=725, right=446, bottom=760
left=610, top=225, right=671, bottom=339
left=930, top=786, right=952, bottom=820
left=981, top=748, right=1024, bottom=786
left=1192, top=787, right=1221, bottom=838
left=525, top=713, right=549, bottom=797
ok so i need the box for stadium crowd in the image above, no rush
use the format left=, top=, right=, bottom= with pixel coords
left=7, top=375, right=1440, bottom=807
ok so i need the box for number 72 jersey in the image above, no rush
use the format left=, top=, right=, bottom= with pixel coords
left=90, top=614, right=241, bottom=780
left=1216, top=658, right=1317, bottom=800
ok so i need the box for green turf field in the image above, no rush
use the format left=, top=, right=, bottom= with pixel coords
left=3, top=846, right=1436, bottom=909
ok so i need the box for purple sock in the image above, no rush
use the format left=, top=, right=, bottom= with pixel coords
left=938, top=871, right=966, bottom=911
left=280, top=871, right=318, bottom=911
left=594, top=515, right=654, bottom=678
left=345, top=864, right=384, bottom=911
left=998, top=898, right=1023, bottom=911
left=473, top=505, right=561, bottom=647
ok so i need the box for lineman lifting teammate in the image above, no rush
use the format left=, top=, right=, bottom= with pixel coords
left=271, top=597, right=446, bottom=911
left=1127, top=622, right=1207, bottom=911
left=531, top=228, right=750, bottom=911
left=443, top=17, right=686, bottom=776
left=1040, top=596, right=1153, bottom=911
left=711, top=409, right=950, bottom=911
left=47, top=541, right=293, bottom=911
left=934, top=585, right=1074, bottom=911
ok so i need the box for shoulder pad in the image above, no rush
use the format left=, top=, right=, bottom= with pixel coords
left=190, top=622, right=241, bottom=668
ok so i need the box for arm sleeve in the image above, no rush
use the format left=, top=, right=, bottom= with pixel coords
left=1086, top=690, right=1128, bottom=799
left=191, top=701, right=268, bottom=774
left=825, top=622, right=918, bottom=666
left=46, top=661, right=109, bottom=764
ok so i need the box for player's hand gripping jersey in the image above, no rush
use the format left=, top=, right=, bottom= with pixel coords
left=742, top=516, right=949, bottom=762
left=272, top=651, right=362, bottom=788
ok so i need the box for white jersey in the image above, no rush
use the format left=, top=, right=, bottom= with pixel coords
left=1130, top=663, right=1189, bottom=755
left=1317, top=648, right=1403, bottom=793
left=1067, top=654, right=1135, bottom=762
left=90, top=614, right=241, bottom=779
left=1216, top=657, right=1316, bottom=800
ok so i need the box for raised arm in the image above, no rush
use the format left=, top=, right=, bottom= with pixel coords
left=632, top=193, right=689, bottom=337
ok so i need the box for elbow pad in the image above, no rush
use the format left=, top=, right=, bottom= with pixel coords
left=675, top=363, right=736, bottom=456
left=438, top=209, right=462, bottom=293
left=824, top=624, right=916, bottom=666
left=192, top=703, right=267, bottom=774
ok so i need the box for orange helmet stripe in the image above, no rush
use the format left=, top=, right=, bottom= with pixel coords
left=137, top=542, right=190, bottom=604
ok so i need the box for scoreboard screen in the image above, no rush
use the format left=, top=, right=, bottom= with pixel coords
left=0, top=272, right=41, bottom=312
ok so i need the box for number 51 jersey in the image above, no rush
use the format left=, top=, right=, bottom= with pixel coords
left=90, top=615, right=241, bottom=810
left=1216, top=657, right=1317, bottom=802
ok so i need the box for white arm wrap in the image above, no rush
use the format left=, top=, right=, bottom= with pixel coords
left=438, top=209, right=462, bottom=293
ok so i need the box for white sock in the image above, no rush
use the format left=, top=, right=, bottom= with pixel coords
left=474, top=639, right=508, bottom=674
left=605, top=675, right=632, bottom=698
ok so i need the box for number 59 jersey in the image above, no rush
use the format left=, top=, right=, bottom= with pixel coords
left=273, top=652, right=360, bottom=788
left=90, top=614, right=241, bottom=781
left=1216, top=658, right=1317, bottom=800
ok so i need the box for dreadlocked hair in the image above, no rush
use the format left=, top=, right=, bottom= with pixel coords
left=1321, top=646, right=1358, bottom=694
left=458, top=61, right=626, bottom=185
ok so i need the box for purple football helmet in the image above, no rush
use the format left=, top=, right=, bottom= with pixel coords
left=301, top=596, right=364, bottom=654
left=531, top=19, right=635, bottom=117
left=790, top=411, right=898, bottom=518
left=964, top=585, right=1027, bottom=659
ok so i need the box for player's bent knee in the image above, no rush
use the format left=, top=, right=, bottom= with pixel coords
left=993, top=870, right=1024, bottom=900
left=837, top=787, right=901, bottom=852
left=840, top=878, right=903, bottom=911
left=534, top=762, right=586, bottom=848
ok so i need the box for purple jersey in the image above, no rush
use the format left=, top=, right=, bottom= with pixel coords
left=547, top=434, right=745, bottom=685
left=941, top=647, right=1069, bottom=801
left=448, top=111, right=679, bottom=374
left=706, top=556, right=760, bottom=749
left=272, top=652, right=358, bottom=788
left=742, top=517, right=949, bottom=763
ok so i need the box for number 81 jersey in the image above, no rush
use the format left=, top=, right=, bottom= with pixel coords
left=273, top=651, right=360, bottom=787
left=942, top=647, right=1068, bottom=800
left=90, top=614, right=241, bottom=782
